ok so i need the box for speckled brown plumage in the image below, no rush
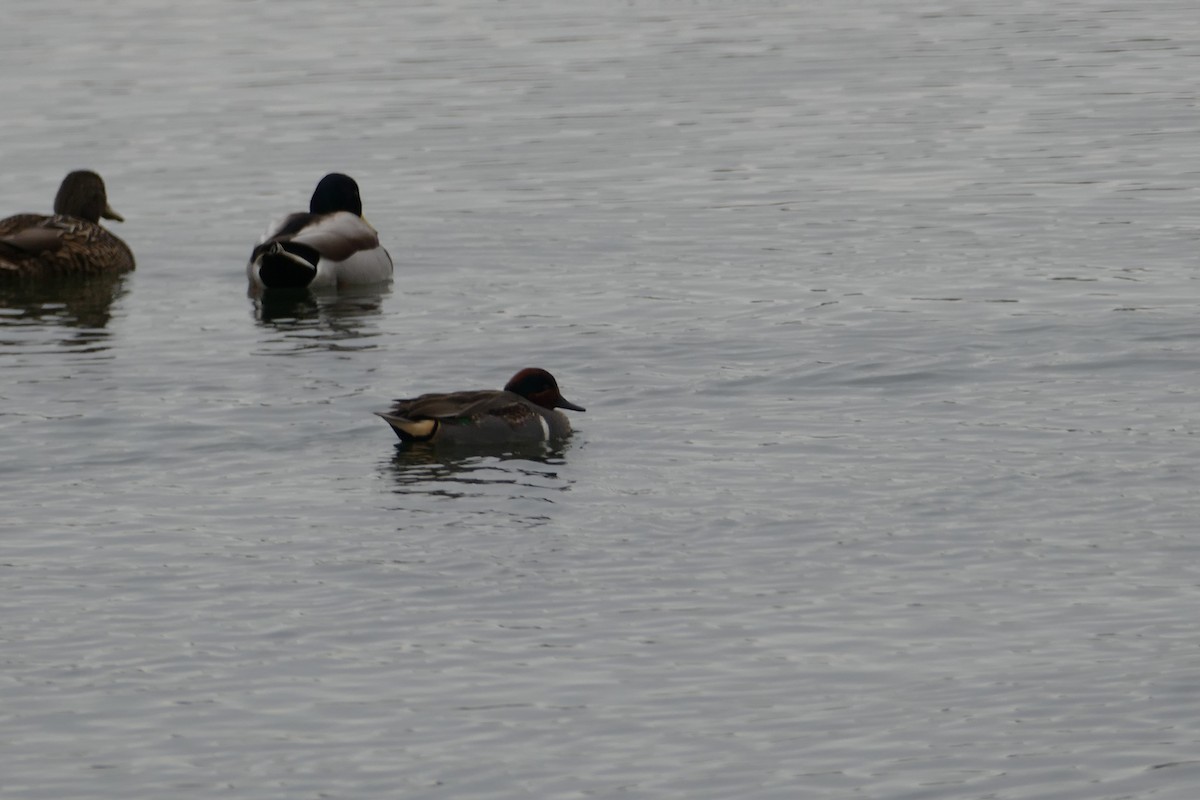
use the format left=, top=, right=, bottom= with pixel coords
left=0, top=171, right=135, bottom=278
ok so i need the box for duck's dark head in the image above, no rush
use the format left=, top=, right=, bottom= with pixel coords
left=309, top=173, right=364, bottom=217
left=54, top=170, right=123, bottom=224
left=504, top=368, right=585, bottom=412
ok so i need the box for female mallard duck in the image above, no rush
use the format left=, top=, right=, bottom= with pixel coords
left=0, top=171, right=135, bottom=277
left=248, top=173, right=393, bottom=291
left=377, top=368, right=586, bottom=445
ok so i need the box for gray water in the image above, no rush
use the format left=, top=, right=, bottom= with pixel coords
left=4, top=1, right=1200, bottom=798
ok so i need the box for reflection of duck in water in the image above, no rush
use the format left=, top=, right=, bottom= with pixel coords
left=0, top=171, right=135, bottom=278
left=377, top=369, right=585, bottom=445
left=0, top=271, right=127, bottom=332
left=383, top=439, right=574, bottom=522
left=389, top=439, right=570, bottom=473
left=248, top=283, right=391, bottom=357
left=248, top=173, right=393, bottom=292
left=251, top=282, right=389, bottom=324
left=385, top=438, right=572, bottom=503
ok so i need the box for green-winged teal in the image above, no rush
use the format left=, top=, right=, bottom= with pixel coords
left=378, top=368, right=585, bottom=445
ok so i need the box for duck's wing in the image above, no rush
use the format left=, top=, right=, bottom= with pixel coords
left=377, top=391, right=548, bottom=443
left=0, top=213, right=51, bottom=239
left=388, top=390, right=505, bottom=421
left=376, top=391, right=510, bottom=442
left=0, top=224, right=64, bottom=255
left=254, top=211, right=379, bottom=261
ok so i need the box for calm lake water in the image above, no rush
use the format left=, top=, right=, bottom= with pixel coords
left=4, top=1, right=1200, bottom=798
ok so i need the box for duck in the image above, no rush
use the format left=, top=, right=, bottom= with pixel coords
left=0, top=171, right=135, bottom=277
left=248, top=173, right=393, bottom=291
left=377, top=368, right=585, bottom=445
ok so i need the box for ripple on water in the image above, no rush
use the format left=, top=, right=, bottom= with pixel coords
left=6, top=1, right=1200, bottom=798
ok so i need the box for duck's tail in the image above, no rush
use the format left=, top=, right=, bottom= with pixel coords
left=249, top=241, right=319, bottom=289
left=375, top=412, right=439, bottom=442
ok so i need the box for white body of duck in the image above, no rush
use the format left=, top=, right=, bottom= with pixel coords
left=248, top=173, right=392, bottom=291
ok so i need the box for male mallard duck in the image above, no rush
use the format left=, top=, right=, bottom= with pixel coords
left=0, top=171, right=135, bottom=277
left=248, top=173, right=393, bottom=290
left=377, top=368, right=586, bottom=445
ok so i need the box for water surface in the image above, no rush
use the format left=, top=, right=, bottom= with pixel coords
left=3, top=2, right=1200, bottom=798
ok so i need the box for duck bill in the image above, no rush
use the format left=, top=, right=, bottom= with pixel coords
left=102, top=203, right=124, bottom=222
left=556, top=397, right=586, bottom=413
